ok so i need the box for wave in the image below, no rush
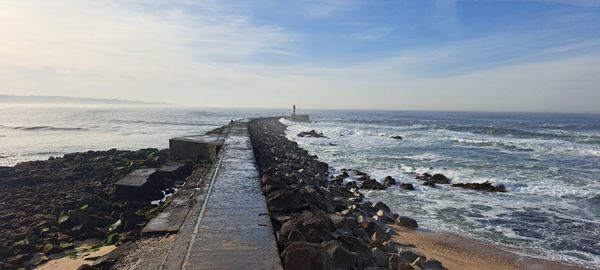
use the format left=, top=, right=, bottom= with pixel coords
left=450, top=136, right=600, bottom=157
left=110, top=119, right=217, bottom=127
left=5, top=125, right=88, bottom=131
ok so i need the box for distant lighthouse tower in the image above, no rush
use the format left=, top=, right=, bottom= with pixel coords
left=292, top=104, right=296, bottom=116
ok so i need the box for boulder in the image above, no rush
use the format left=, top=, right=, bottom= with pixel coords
left=397, top=216, right=418, bottom=229
left=431, top=174, right=451, bottom=184
left=452, top=181, right=506, bottom=192
left=360, top=179, right=386, bottom=190
left=383, top=176, right=396, bottom=186
left=282, top=241, right=330, bottom=270
left=297, top=130, right=327, bottom=138
left=372, top=247, right=390, bottom=267
left=399, top=183, right=415, bottom=190
left=322, top=240, right=358, bottom=269
left=373, top=202, right=391, bottom=214
left=423, top=258, right=446, bottom=270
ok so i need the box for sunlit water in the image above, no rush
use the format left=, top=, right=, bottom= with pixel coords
left=1, top=105, right=599, bottom=267
left=282, top=110, right=600, bottom=268
left=0, top=104, right=286, bottom=165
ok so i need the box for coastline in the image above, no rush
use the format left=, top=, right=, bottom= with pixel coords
left=390, top=226, right=590, bottom=270
left=2, top=117, right=597, bottom=269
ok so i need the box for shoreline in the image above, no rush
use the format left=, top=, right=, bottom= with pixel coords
left=390, top=225, right=591, bottom=270
left=2, top=117, right=597, bottom=269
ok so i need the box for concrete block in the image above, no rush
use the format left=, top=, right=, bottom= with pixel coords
left=169, top=134, right=225, bottom=162
left=115, top=168, right=158, bottom=199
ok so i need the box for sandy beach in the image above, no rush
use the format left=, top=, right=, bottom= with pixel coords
left=390, top=225, right=591, bottom=270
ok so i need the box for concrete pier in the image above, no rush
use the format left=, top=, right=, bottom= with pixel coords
left=133, top=121, right=281, bottom=270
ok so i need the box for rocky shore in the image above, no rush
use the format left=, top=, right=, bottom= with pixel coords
left=0, top=148, right=196, bottom=269
left=248, top=117, right=446, bottom=270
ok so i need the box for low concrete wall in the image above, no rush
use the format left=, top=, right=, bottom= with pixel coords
left=285, top=115, right=310, bottom=122
left=169, top=134, right=226, bottom=162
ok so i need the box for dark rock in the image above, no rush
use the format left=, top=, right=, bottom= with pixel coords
left=431, top=174, right=451, bottom=184
left=423, top=258, right=446, bottom=270
left=371, top=230, right=391, bottom=244
left=422, top=180, right=436, bottom=188
left=42, top=243, right=61, bottom=254
left=322, top=240, right=358, bottom=269
left=77, top=264, right=99, bottom=270
left=397, top=216, right=418, bottom=229
left=399, top=183, right=415, bottom=190
left=287, top=229, right=306, bottom=242
left=397, top=249, right=427, bottom=265
left=452, top=181, right=506, bottom=192
left=383, top=176, right=396, bottom=186
left=297, top=130, right=327, bottom=138
left=389, top=254, right=418, bottom=270
left=360, top=179, right=386, bottom=190
left=281, top=241, right=330, bottom=270
left=92, top=242, right=133, bottom=269
left=373, top=202, right=391, bottom=214
left=372, top=247, right=390, bottom=267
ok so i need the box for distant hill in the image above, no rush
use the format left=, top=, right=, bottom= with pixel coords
left=0, top=95, right=167, bottom=105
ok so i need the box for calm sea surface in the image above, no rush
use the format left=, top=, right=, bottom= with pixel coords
left=1, top=105, right=599, bottom=267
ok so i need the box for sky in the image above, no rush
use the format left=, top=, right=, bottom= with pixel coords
left=1, top=0, right=599, bottom=113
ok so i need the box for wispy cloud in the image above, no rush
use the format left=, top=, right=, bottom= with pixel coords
left=1, top=0, right=599, bottom=113
left=293, top=0, right=358, bottom=19
left=350, top=26, right=394, bottom=41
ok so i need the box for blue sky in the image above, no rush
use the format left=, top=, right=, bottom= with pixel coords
left=1, top=0, right=599, bottom=112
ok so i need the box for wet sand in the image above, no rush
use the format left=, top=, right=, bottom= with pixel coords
left=390, top=225, right=591, bottom=270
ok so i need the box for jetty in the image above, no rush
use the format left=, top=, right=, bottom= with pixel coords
left=127, top=120, right=282, bottom=269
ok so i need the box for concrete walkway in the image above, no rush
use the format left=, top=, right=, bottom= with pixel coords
left=151, top=121, right=281, bottom=270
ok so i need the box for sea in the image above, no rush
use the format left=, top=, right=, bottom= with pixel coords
left=1, top=104, right=599, bottom=268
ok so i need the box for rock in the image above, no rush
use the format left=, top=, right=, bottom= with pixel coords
left=399, top=183, right=415, bottom=190
left=337, top=235, right=376, bottom=268
left=391, top=136, right=403, bottom=140
left=360, top=178, right=386, bottom=190
left=374, top=202, right=391, bottom=214
left=452, top=181, right=506, bottom=192
left=415, top=173, right=431, bottom=181
left=59, top=242, right=74, bottom=250
left=389, top=254, right=418, bottom=270
left=372, top=247, right=390, bottom=267
left=281, top=241, right=330, bottom=270
left=42, top=243, right=61, bottom=254
left=431, top=174, right=451, bottom=184
left=397, top=249, right=427, bottom=265
left=383, top=176, right=396, bottom=186
left=92, top=242, right=133, bottom=270
left=266, top=189, right=303, bottom=213
left=397, top=216, right=418, bottom=229
left=0, top=246, right=12, bottom=260
left=77, top=264, right=100, bottom=270
left=423, top=258, right=446, bottom=270
left=422, top=180, right=436, bottom=188
left=417, top=173, right=450, bottom=184
left=297, top=130, right=327, bottom=138
left=322, top=240, right=358, bottom=269
left=371, top=230, right=391, bottom=244
left=287, top=229, right=306, bottom=242
left=382, top=241, right=399, bottom=254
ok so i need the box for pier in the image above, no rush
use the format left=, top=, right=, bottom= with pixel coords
left=130, top=121, right=282, bottom=270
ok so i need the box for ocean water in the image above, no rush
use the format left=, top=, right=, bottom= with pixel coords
left=0, top=104, right=286, bottom=166
left=282, top=110, right=600, bottom=268
left=1, top=105, right=599, bottom=267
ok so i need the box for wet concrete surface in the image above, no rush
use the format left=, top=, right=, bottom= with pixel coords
left=130, top=122, right=281, bottom=270
left=179, top=122, right=281, bottom=270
